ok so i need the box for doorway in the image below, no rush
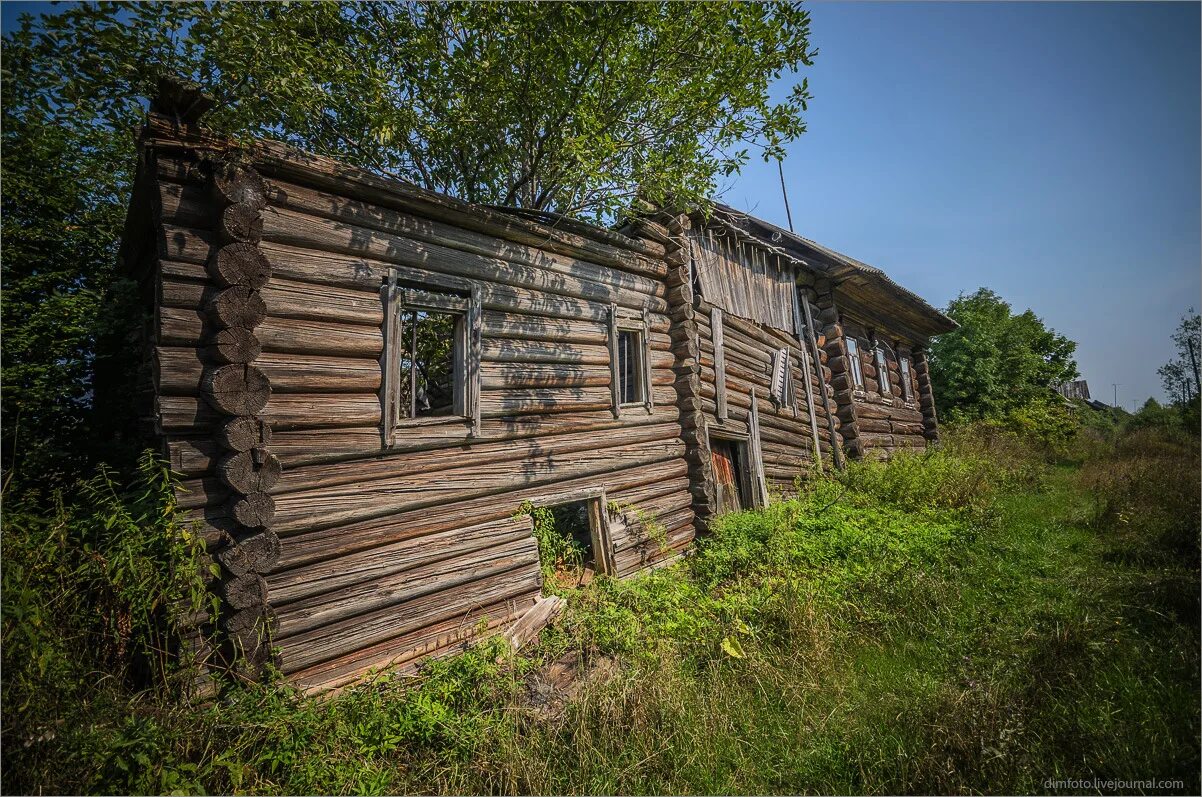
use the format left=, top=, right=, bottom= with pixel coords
left=711, top=439, right=749, bottom=514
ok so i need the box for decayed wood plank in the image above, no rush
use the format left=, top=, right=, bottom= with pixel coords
left=275, top=535, right=539, bottom=639
left=268, top=514, right=534, bottom=605
left=278, top=565, right=543, bottom=673
left=502, top=596, right=564, bottom=652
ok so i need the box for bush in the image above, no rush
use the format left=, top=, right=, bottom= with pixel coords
left=2, top=452, right=214, bottom=787
left=1076, top=426, right=1201, bottom=568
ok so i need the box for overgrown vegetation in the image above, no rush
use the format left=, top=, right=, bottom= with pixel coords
left=5, top=414, right=1197, bottom=794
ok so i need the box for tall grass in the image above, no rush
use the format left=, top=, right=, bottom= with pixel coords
left=2, top=425, right=1197, bottom=794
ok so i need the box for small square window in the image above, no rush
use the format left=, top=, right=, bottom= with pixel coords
left=382, top=278, right=481, bottom=443
left=617, top=329, right=646, bottom=406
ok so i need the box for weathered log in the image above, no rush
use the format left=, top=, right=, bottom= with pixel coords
left=211, top=167, right=267, bottom=210
left=268, top=514, right=534, bottom=604
left=201, top=364, right=271, bottom=415
left=217, top=416, right=273, bottom=452
left=275, top=535, right=538, bottom=638
left=207, top=242, right=271, bottom=288
left=229, top=491, right=276, bottom=528
left=289, top=590, right=534, bottom=693
left=219, top=203, right=264, bottom=245
left=218, top=447, right=282, bottom=493
left=204, top=327, right=262, bottom=364
left=161, top=300, right=382, bottom=358
left=277, top=565, right=540, bottom=674
left=270, top=457, right=687, bottom=571
left=222, top=572, right=268, bottom=610
left=222, top=604, right=279, bottom=636
left=158, top=347, right=380, bottom=395
left=148, top=131, right=666, bottom=271
left=216, top=529, right=282, bottom=577
left=207, top=286, right=267, bottom=330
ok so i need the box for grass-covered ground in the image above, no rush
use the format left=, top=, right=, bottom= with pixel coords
left=4, top=423, right=1199, bottom=794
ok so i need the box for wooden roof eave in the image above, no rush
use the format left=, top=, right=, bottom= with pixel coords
left=139, top=114, right=667, bottom=280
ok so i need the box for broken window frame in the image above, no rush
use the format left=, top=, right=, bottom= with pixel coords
left=381, top=272, right=482, bottom=445
left=526, top=486, right=616, bottom=578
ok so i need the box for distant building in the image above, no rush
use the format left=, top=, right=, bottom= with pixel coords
left=1056, top=380, right=1091, bottom=401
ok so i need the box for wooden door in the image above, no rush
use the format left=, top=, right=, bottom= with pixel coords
left=711, top=440, right=744, bottom=514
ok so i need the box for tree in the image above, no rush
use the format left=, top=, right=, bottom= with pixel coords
left=927, top=288, right=1078, bottom=422
left=2, top=2, right=816, bottom=483
left=1157, top=309, right=1201, bottom=403
left=13, top=2, right=815, bottom=219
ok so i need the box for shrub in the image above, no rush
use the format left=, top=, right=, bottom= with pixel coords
left=2, top=452, right=214, bottom=787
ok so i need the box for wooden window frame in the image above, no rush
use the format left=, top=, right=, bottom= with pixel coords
left=608, top=303, right=654, bottom=416
left=873, top=344, right=890, bottom=397
left=899, top=355, right=914, bottom=404
left=845, top=337, right=865, bottom=389
left=524, top=486, right=616, bottom=577
left=381, top=271, right=481, bottom=445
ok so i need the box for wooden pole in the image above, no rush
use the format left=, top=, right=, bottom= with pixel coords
left=801, top=291, right=844, bottom=470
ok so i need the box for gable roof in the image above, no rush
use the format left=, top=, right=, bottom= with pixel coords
left=709, top=203, right=957, bottom=337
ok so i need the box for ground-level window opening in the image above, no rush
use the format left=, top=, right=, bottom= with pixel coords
left=528, top=495, right=614, bottom=590
left=711, top=438, right=749, bottom=514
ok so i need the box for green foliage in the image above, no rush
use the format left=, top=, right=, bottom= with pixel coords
left=520, top=501, right=586, bottom=585
left=1158, top=308, right=1201, bottom=402
left=4, top=434, right=1198, bottom=794
left=2, top=452, right=214, bottom=788
left=928, top=287, right=1078, bottom=423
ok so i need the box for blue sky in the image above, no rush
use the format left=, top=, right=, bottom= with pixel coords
left=724, top=1, right=1200, bottom=407
left=4, top=1, right=1198, bottom=405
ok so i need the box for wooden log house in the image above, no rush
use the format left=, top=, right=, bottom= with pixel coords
left=114, top=102, right=952, bottom=692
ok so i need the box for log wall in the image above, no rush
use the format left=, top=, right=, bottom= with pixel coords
left=834, top=312, right=933, bottom=458
left=685, top=232, right=832, bottom=498
left=140, top=117, right=693, bottom=692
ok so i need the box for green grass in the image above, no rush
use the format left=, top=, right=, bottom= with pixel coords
left=4, top=428, right=1198, bottom=794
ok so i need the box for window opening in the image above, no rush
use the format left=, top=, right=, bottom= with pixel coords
left=845, top=337, right=864, bottom=388
left=618, top=329, right=645, bottom=405
left=899, top=356, right=913, bottom=402
left=398, top=309, right=461, bottom=419
left=531, top=496, right=613, bottom=589
left=874, top=345, right=889, bottom=396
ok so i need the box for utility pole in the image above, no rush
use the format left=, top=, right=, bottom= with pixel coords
left=1112, top=383, right=1120, bottom=408
left=777, top=158, right=795, bottom=233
